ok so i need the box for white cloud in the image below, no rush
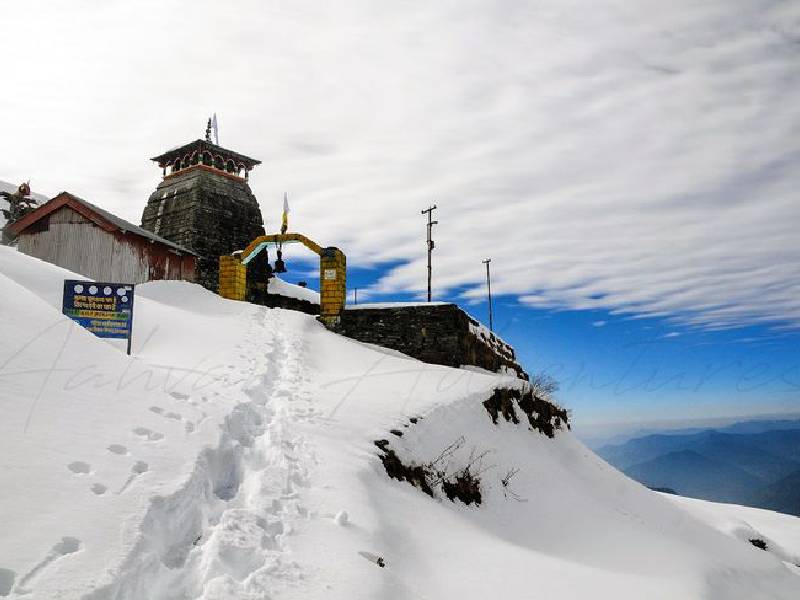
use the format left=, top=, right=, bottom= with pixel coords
left=2, top=1, right=799, bottom=329
left=592, top=321, right=607, bottom=328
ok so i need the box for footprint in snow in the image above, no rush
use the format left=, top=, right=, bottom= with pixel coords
left=150, top=406, right=183, bottom=421
left=118, top=461, right=149, bottom=494
left=13, top=537, right=82, bottom=594
left=90, top=483, right=108, bottom=496
left=67, top=461, right=91, bottom=475
left=0, top=568, right=15, bottom=597
left=107, top=444, right=128, bottom=455
left=132, top=427, right=164, bottom=441
left=169, top=391, right=189, bottom=401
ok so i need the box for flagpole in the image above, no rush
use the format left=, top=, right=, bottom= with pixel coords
left=282, top=192, right=289, bottom=235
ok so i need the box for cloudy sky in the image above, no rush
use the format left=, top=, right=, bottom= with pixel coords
left=3, top=0, right=799, bottom=427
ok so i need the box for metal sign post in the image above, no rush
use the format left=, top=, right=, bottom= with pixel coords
left=62, top=280, right=135, bottom=355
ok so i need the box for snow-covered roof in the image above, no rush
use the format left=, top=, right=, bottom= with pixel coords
left=267, top=277, right=320, bottom=303
left=345, top=301, right=453, bottom=310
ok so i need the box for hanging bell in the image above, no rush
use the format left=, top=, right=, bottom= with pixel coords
left=273, top=249, right=287, bottom=274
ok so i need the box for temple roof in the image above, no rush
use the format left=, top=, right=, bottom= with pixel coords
left=150, top=139, right=261, bottom=169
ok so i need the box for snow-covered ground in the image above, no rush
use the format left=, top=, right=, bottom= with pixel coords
left=1, top=245, right=798, bottom=599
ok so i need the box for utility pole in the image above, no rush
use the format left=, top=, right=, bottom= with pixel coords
left=483, top=258, right=493, bottom=332
left=421, top=205, right=438, bottom=302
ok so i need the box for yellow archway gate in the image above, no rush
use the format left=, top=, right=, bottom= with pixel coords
left=218, top=233, right=346, bottom=327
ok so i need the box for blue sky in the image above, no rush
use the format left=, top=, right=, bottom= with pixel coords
left=2, top=1, right=799, bottom=429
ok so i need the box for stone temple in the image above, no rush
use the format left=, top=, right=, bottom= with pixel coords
left=140, top=138, right=266, bottom=290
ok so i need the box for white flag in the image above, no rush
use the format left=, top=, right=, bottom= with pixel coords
left=281, top=192, right=289, bottom=232
left=211, top=113, right=219, bottom=145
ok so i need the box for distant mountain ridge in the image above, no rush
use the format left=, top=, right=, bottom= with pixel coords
left=598, top=422, right=800, bottom=516
left=625, top=449, right=763, bottom=504
left=584, top=417, right=800, bottom=449
left=755, top=470, right=800, bottom=515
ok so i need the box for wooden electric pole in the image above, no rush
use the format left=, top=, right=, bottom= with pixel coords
left=483, top=258, right=493, bottom=332
left=421, top=205, right=438, bottom=302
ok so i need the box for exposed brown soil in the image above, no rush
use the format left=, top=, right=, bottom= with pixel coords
left=485, top=388, right=569, bottom=438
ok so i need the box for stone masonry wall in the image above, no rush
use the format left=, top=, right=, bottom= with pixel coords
left=319, top=248, right=346, bottom=324
left=218, top=255, right=246, bottom=301
left=141, top=167, right=265, bottom=290
left=335, top=304, right=528, bottom=379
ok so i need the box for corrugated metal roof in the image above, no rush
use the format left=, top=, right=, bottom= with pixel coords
left=26, top=192, right=198, bottom=256
left=70, top=194, right=197, bottom=255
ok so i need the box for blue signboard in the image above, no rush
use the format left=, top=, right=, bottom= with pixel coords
left=62, top=280, right=135, bottom=353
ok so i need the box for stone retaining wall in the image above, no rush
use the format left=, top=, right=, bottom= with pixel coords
left=335, top=304, right=528, bottom=379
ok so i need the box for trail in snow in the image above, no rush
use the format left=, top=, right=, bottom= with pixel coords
left=88, top=309, right=319, bottom=599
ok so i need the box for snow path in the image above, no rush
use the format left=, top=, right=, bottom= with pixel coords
left=87, top=309, right=318, bottom=599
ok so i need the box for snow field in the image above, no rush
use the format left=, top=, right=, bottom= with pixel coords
left=1, top=245, right=799, bottom=599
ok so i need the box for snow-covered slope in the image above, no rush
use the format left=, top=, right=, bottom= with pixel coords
left=0, top=245, right=798, bottom=599
left=663, top=494, right=800, bottom=570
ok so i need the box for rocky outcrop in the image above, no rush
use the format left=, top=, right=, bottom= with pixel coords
left=483, top=387, right=569, bottom=438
